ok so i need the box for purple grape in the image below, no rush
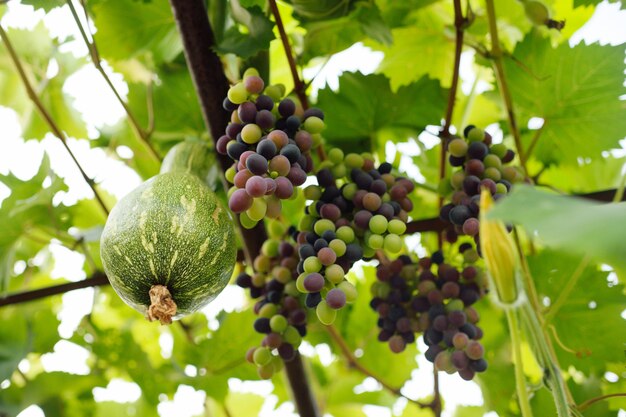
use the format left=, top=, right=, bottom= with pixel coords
left=255, top=94, right=274, bottom=111
left=303, top=273, right=325, bottom=292
left=467, top=142, right=489, bottom=160
left=255, top=109, right=275, bottom=130
left=451, top=350, right=469, bottom=369
left=278, top=98, right=296, bottom=117
left=257, top=139, right=277, bottom=159
left=280, top=144, right=301, bottom=164
left=287, top=166, right=307, bottom=186
left=303, top=107, right=324, bottom=120
left=448, top=310, right=467, bottom=327
left=245, top=175, right=268, bottom=197
left=238, top=101, right=257, bottom=123
left=326, top=288, right=347, bottom=309
left=278, top=343, right=296, bottom=361
left=246, top=153, right=268, bottom=175
left=229, top=189, right=253, bottom=213
left=275, top=176, right=294, bottom=199
left=226, top=123, right=243, bottom=139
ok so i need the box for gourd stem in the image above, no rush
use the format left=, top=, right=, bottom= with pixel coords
left=147, top=285, right=177, bottom=325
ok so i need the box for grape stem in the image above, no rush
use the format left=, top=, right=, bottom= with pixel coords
left=577, top=393, right=626, bottom=412
left=438, top=0, right=466, bottom=249
left=484, top=0, right=527, bottom=172
left=267, top=0, right=327, bottom=162
left=505, top=308, right=534, bottom=417
left=325, top=325, right=433, bottom=410
left=0, top=25, right=110, bottom=216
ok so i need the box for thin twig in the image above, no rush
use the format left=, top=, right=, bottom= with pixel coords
left=524, top=122, right=546, bottom=162
left=267, top=0, right=326, bottom=162
left=326, top=325, right=431, bottom=409
left=0, top=25, right=110, bottom=215
left=577, top=393, right=626, bottom=412
left=438, top=0, right=466, bottom=249
left=267, top=0, right=307, bottom=109
left=543, top=255, right=590, bottom=324
left=432, top=365, right=442, bottom=417
left=485, top=0, right=526, bottom=172
left=0, top=272, right=109, bottom=307
left=66, top=0, right=161, bottom=162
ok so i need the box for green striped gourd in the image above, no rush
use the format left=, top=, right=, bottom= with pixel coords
left=100, top=142, right=235, bottom=324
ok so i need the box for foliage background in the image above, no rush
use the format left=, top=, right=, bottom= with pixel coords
left=0, top=0, right=624, bottom=417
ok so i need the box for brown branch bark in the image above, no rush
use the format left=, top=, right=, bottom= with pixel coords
left=0, top=272, right=109, bottom=307
left=167, top=2, right=318, bottom=416
left=168, top=0, right=267, bottom=263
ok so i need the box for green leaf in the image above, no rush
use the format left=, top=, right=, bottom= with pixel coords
left=217, top=7, right=275, bottom=59
left=90, top=0, right=183, bottom=64
left=453, top=405, right=488, bottom=417
left=20, top=0, right=65, bottom=12
left=315, top=72, right=446, bottom=150
left=301, top=2, right=391, bottom=62
left=487, top=185, right=626, bottom=274
left=366, top=3, right=453, bottom=89
left=528, top=250, right=626, bottom=374
left=536, top=156, right=626, bottom=193
left=0, top=309, right=30, bottom=381
left=503, top=31, right=626, bottom=165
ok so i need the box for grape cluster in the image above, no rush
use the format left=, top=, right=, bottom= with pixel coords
left=295, top=148, right=414, bottom=325
left=440, top=125, right=524, bottom=246
left=371, top=244, right=489, bottom=381
left=237, top=220, right=308, bottom=379
left=369, top=256, right=418, bottom=353
left=217, top=68, right=324, bottom=228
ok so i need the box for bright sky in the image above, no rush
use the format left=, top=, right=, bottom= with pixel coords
left=1, top=1, right=625, bottom=417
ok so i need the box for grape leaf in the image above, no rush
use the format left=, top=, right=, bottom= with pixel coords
left=529, top=250, right=626, bottom=374
left=487, top=185, right=626, bottom=274
left=0, top=309, right=29, bottom=381
left=366, top=3, right=453, bottom=89
left=19, top=0, right=66, bottom=12
left=90, top=0, right=183, bottom=64
left=301, top=2, right=391, bottom=62
left=503, top=31, right=626, bottom=165
left=315, top=72, right=446, bottom=151
left=217, top=7, right=275, bottom=59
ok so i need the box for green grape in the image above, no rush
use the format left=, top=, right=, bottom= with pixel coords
left=467, top=127, right=485, bottom=142
left=525, top=0, right=549, bottom=24
left=267, top=219, right=288, bottom=239
left=296, top=273, right=307, bottom=293
left=258, top=303, right=277, bottom=318
left=239, top=211, right=257, bottom=229
left=329, top=239, right=346, bottom=257
left=445, top=299, right=465, bottom=312
left=311, top=133, right=322, bottom=147
left=368, top=234, right=384, bottom=249
left=495, top=183, right=508, bottom=194
left=247, top=198, right=268, bottom=222
left=304, top=256, right=322, bottom=273
left=304, top=116, right=325, bottom=134
left=271, top=355, right=284, bottom=372
left=448, top=138, right=468, bottom=157
left=336, top=226, right=355, bottom=243
left=383, top=234, right=403, bottom=253
left=484, top=167, right=502, bottom=181
left=273, top=265, right=292, bottom=283
left=490, top=143, right=508, bottom=159
left=362, top=245, right=376, bottom=258
left=325, top=264, right=344, bottom=284
left=270, top=315, right=288, bottom=333
left=327, top=147, right=344, bottom=163
left=316, top=300, right=337, bottom=325
left=341, top=183, right=358, bottom=200
left=331, top=164, right=347, bottom=179
left=387, top=219, right=406, bottom=235
left=338, top=280, right=357, bottom=302
left=483, top=154, right=502, bottom=169
left=243, top=67, right=260, bottom=77
left=298, top=215, right=315, bottom=232
left=264, top=85, right=283, bottom=101
left=304, top=185, right=322, bottom=200
left=253, top=347, right=272, bottom=366
left=283, top=325, right=302, bottom=347
left=227, top=82, right=248, bottom=104
left=369, top=215, right=388, bottom=234
left=314, top=219, right=336, bottom=235
left=241, top=124, right=262, bottom=144
left=344, top=153, right=364, bottom=169
left=451, top=171, right=466, bottom=190
left=225, top=165, right=237, bottom=183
